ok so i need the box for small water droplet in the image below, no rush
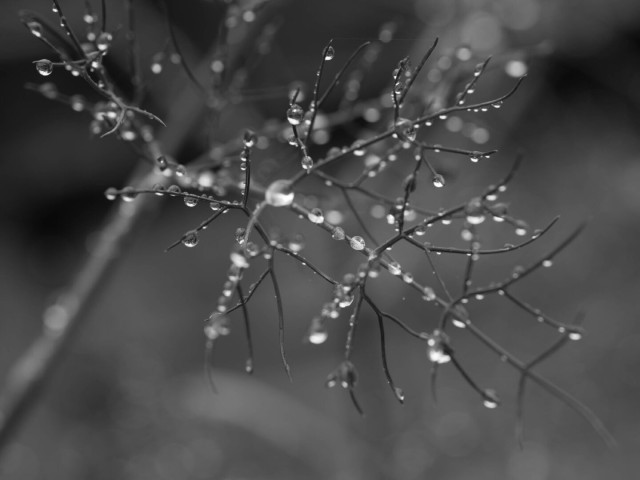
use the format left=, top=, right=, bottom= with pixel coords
left=307, top=316, right=328, bottom=344
left=153, top=184, right=165, bottom=196
left=175, top=164, right=187, bottom=177
left=167, top=185, right=181, bottom=195
left=542, top=259, right=553, bottom=268
left=394, top=117, right=417, bottom=142
left=27, top=20, right=43, bottom=38
left=182, top=230, right=199, bottom=248
left=204, top=312, right=230, bottom=340
left=465, top=197, right=485, bottom=225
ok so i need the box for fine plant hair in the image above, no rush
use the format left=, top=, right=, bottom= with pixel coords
left=0, top=0, right=615, bottom=454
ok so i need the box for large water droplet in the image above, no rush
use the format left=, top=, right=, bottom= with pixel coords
left=35, top=59, right=53, bottom=76
left=307, top=316, right=328, bottom=344
left=324, top=45, right=335, bottom=61
left=394, top=117, right=417, bottom=142
left=432, top=174, right=445, bottom=188
left=308, top=208, right=324, bottom=224
left=182, top=230, right=199, bottom=248
left=265, top=179, right=294, bottom=206
left=287, top=104, right=304, bottom=125
left=482, top=389, right=500, bottom=408
left=349, top=236, right=365, bottom=251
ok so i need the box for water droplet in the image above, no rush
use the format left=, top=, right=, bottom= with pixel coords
left=121, top=186, right=137, bottom=202
left=426, top=330, right=451, bottom=364
left=301, top=155, right=313, bottom=172
left=243, top=129, right=257, bottom=148
left=394, top=117, right=417, bottom=142
left=184, top=196, right=199, bottom=207
left=234, top=228, right=246, bottom=245
left=432, top=174, right=445, bottom=188
left=265, top=179, right=294, bottom=206
left=568, top=329, right=583, bottom=341
left=182, top=230, right=199, bottom=248
left=324, top=45, right=335, bottom=61
left=152, top=184, right=165, bottom=196
left=465, top=197, right=485, bottom=225
left=209, top=200, right=221, bottom=211
left=167, top=185, right=181, bottom=195
left=542, top=259, right=553, bottom=268
left=96, top=32, right=112, bottom=52
left=307, top=316, right=328, bottom=344
left=288, top=233, right=305, bottom=252
left=308, top=208, right=324, bottom=224
left=422, top=286, right=436, bottom=301
left=27, top=20, right=43, bottom=38
left=332, top=227, right=345, bottom=240
left=482, top=389, right=500, bottom=409
left=469, top=151, right=482, bottom=163
left=383, top=262, right=399, bottom=276
left=402, top=272, right=413, bottom=284
left=414, top=225, right=426, bottom=236
left=175, top=164, right=187, bottom=177
left=287, top=104, right=304, bottom=125
left=35, top=59, right=53, bottom=76
left=349, top=236, right=365, bottom=251
left=326, top=360, right=358, bottom=389
left=104, top=187, right=118, bottom=200
left=230, top=250, right=249, bottom=268
left=204, top=312, right=230, bottom=340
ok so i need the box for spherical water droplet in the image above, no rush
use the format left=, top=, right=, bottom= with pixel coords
left=27, top=20, right=43, bottom=38
left=184, top=196, right=199, bottom=207
left=265, top=179, right=294, bottom=207
left=402, top=272, right=413, bottom=284
left=288, top=233, right=305, bottom=252
left=414, top=225, right=426, bottom=236
left=542, top=259, right=553, bottom=268
left=482, top=389, right=500, bottom=409
left=153, top=184, right=165, bottom=196
left=243, top=129, right=257, bottom=148
left=308, top=208, right=324, bottom=224
left=121, top=186, right=137, bottom=202
left=35, top=59, right=53, bottom=76
left=568, top=329, right=583, bottom=341
left=324, top=45, right=335, bottom=61
left=286, top=104, right=304, bottom=125
left=307, top=317, right=328, bottom=344
left=332, top=227, right=345, bottom=240
left=301, top=155, right=313, bottom=172
left=432, top=174, right=445, bottom=188
left=235, top=227, right=246, bottom=245
left=96, top=32, right=112, bottom=52
left=465, top=197, right=485, bottom=225
left=422, top=286, right=436, bottom=301
left=104, top=187, right=118, bottom=200
left=175, top=164, right=187, bottom=177
left=167, top=185, right=181, bottom=195
left=349, top=236, right=365, bottom=251
left=182, top=230, right=199, bottom=248
left=394, top=117, right=417, bottom=142
left=209, top=201, right=221, bottom=211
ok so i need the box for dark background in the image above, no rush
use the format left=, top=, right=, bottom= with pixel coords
left=1, top=0, right=640, bottom=479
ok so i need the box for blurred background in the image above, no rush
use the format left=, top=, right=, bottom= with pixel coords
left=1, top=0, right=640, bottom=479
